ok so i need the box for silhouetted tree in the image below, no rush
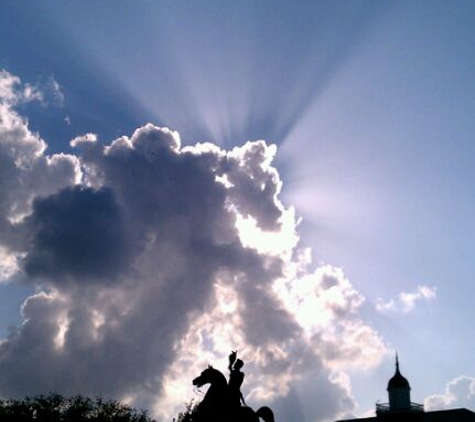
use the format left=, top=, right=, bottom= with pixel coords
left=175, top=400, right=199, bottom=422
left=0, top=393, right=155, bottom=422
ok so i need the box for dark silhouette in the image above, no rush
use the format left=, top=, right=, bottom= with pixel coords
left=228, top=351, right=246, bottom=408
left=193, top=365, right=230, bottom=422
left=0, top=393, right=154, bottom=421
left=191, top=364, right=274, bottom=422
left=338, top=355, right=475, bottom=422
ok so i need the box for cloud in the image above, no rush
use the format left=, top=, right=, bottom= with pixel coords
left=0, top=69, right=389, bottom=422
left=0, top=70, right=43, bottom=106
left=0, top=70, right=65, bottom=108
left=375, top=285, right=437, bottom=314
left=70, top=133, right=97, bottom=147
left=0, top=245, right=19, bottom=283
left=46, top=76, right=65, bottom=105
left=23, top=186, right=138, bottom=284
left=0, top=70, right=80, bottom=277
left=425, top=376, right=475, bottom=411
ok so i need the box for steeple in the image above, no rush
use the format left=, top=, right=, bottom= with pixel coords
left=387, top=354, right=411, bottom=411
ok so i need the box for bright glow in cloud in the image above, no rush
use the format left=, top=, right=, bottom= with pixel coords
left=0, top=245, right=20, bottom=282
left=70, top=133, right=98, bottom=147
left=0, top=69, right=389, bottom=422
left=234, top=209, right=299, bottom=258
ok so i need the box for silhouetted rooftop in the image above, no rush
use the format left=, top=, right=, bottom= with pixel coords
left=338, top=408, right=475, bottom=422
left=387, top=369, right=410, bottom=390
left=337, top=356, right=475, bottom=422
left=387, top=355, right=410, bottom=391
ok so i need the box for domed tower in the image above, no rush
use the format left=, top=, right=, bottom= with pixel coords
left=387, top=354, right=411, bottom=411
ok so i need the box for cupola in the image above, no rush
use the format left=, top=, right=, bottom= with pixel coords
left=387, top=354, right=411, bottom=411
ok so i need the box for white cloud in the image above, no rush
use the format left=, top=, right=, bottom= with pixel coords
left=0, top=70, right=80, bottom=261
left=46, top=76, right=65, bottom=105
left=425, top=376, right=475, bottom=411
left=0, top=245, right=20, bottom=283
left=0, top=71, right=21, bottom=104
left=376, top=285, right=437, bottom=314
left=0, top=69, right=390, bottom=422
left=275, top=262, right=387, bottom=371
left=0, top=70, right=44, bottom=107
left=70, top=133, right=98, bottom=147
left=0, top=70, right=66, bottom=108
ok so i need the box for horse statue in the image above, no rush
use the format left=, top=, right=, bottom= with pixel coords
left=192, top=366, right=275, bottom=422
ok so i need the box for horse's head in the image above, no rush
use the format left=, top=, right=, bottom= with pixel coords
left=193, top=365, right=224, bottom=388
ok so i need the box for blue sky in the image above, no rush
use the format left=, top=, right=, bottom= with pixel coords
left=1, top=1, right=475, bottom=420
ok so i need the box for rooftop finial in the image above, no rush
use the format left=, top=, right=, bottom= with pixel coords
left=396, top=352, right=399, bottom=372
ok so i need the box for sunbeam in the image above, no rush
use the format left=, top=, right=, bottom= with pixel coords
left=137, top=1, right=389, bottom=146
left=2, top=1, right=475, bottom=420
left=41, top=1, right=388, bottom=147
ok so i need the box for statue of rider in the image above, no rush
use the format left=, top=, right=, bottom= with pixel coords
left=228, top=351, right=246, bottom=409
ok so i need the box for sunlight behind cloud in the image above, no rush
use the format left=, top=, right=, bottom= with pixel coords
left=0, top=246, right=20, bottom=282
left=0, top=66, right=392, bottom=422
left=2, top=1, right=475, bottom=419
left=234, top=211, right=299, bottom=258
left=54, top=314, right=69, bottom=350
left=43, top=2, right=387, bottom=147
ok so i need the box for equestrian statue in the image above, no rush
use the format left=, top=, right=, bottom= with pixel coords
left=191, top=351, right=275, bottom=422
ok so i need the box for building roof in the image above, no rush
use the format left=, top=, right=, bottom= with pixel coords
left=338, top=408, right=475, bottom=422
left=337, top=355, right=475, bottom=422
left=387, top=355, right=410, bottom=391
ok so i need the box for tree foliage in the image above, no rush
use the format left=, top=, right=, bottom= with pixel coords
left=0, top=393, right=155, bottom=422
left=175, top=400, right=199, bottom=422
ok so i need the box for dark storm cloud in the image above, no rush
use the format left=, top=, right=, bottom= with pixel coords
left=0, top=123, right=303, bottom=410
left=23, top=186, right=135, bottom=283
left=0, top=71, right=388, bottom=422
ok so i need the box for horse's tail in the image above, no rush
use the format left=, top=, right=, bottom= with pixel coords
left=256, top=406, right=275, bottom=422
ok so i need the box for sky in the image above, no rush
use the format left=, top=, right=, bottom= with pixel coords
left=0, top=1, right=475, bottom=421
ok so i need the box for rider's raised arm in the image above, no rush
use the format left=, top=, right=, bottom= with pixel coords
left=228, top=350, right=237, bottom=370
